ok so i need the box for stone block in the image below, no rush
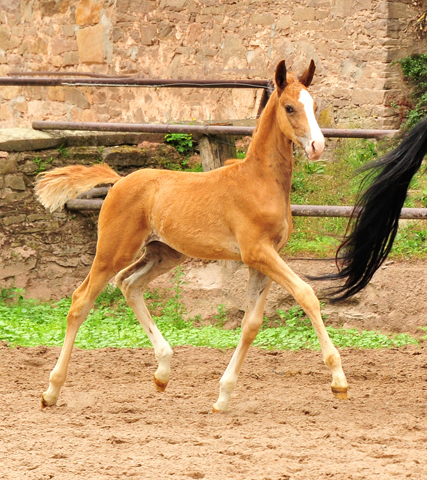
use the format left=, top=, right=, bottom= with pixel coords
left=221, top=33, right=246, bottom=60
left=199, top=47, right=217, bottom=57
left=334, top=0, right=351, bottom=17
left=1, top=86, right=22, bottom=101
left=324, top=20, right=345, bottom=30
left=75, top=0, right=103, bottom=26
left=116, top=0, right=155, bottom=15
left=47, top=87, right=66, bottom=103
left=388, top=2, right=411, bottom=19
left=76, top=24, right=104, bottom=63
left=0, top=25, right=20, bottom=51
left=35, top=37, right=49, bottom=55
left=12, top=26, right=25, bottom=37
left=141, top=25, right=157, bottom=45
left=2, top=214, right=26, bottom=226
left=0, top=104, right=13, bottom=124
left=352, top=0, right=373, bottom=10
left=158, top=21, right=175, bottom=39
left=64, top=88, right=90, bottom=109
left=12, top=97, right=27, bottom=114
left=203, top=6, right=226, bottom=15
left=307, top=0, right=330, bottom=5
left=276, top=16, right=292, bottom=30
left=0, top=158, right=17, bottom=174
left=5, top=174, right=26, bottom=191
left=351, top=89, right=386, bottom=106
left=249, top=13, right=275, bottom=26
left=51, top=38, right=77, bottom=56
left=294, top=7, right=315, bottom=21
left=0, top=129, right=63, bottom=152
left=159, top=0, right=188, bottom=12
left=63, top=51, right=80, bottom=66
left=63, top=24, right=76, bottom=37
left=315, top=10, right=330, bottom=20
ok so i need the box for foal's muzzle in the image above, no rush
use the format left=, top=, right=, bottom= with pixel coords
left=305, top=138, right=325, bottom=160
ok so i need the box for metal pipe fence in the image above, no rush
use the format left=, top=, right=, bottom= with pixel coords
left=32, top=120, right=399, bottom=139
left=4, top=71, right=413, bottom=218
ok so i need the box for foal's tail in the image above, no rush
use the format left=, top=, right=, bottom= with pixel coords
left=35, top=163, right=122, bottom=212
left=326, top=117, right=427, bottom=302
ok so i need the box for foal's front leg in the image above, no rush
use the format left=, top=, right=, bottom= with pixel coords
left=244, top=246, right=348, bottom=399
left=213, top=268, right=272, bottom=412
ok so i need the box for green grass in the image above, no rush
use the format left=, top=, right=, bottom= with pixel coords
left=0, top=287, right=421, bottom=351
left=286, top=138, right=427, bottom=259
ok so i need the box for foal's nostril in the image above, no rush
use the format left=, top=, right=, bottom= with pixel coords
left=311, top=141, right=316, bottom=153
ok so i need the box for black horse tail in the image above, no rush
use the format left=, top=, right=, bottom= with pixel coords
left=327, top=117, right=427, bottom=302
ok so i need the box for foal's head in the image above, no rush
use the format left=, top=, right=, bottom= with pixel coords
left=274, top=60, right=325, bottom=161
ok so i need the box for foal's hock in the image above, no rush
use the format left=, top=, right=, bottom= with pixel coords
left=35, top=60, right=348, bottom=412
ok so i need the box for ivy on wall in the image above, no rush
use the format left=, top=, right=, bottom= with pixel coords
left=395, top=54, right=427, bottom=128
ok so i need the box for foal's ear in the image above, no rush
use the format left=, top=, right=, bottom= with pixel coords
left=299, top=60, right=316, bottom=88
left=275, top=60, right=288, bottom=96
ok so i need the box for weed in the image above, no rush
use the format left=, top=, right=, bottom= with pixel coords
left=214, top=304, right=229, bottom=328
left=57, top=144, right=69, bottom=157
left=160, top=266, right=189, bottom=329
left=0, top=288, right=23, bottom=304
left=33, top=157, right=54, bottom=174
left=395, top=54, right=427, bottom=128
left=165, top=133, right=193, bottom=155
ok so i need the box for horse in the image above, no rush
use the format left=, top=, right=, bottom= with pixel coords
left=323, top=117, right=427, bottom=301
left=35, top=60, right=348, bottom=412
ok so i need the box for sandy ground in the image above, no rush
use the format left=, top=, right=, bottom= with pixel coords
left=1, top=341, right=427, bottom=480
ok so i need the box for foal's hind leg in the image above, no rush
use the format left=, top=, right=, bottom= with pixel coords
left=244, top=245, right=348, bottom=399
left=116, top=242, right=186, bottom=391
left=42, top=259, right=117, bottom=407
left=213, top=268, right=272, bottom=412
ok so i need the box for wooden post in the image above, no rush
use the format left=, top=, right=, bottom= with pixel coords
left=198, top=126, right=237, bottom=172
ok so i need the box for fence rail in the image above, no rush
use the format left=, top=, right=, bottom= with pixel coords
left=32, top=121, right=399, bottom=139
left=0, top=76, right=271, bottom=89
left=66, top=188, right=427, bottom=220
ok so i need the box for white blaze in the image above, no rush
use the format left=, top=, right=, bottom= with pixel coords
left=298, top=89, right=325, bottom=160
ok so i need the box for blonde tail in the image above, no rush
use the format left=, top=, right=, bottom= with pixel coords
left=35, top=164, right=122, bottom=212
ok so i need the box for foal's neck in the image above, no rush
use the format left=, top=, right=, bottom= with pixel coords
left=245, top=92, right=293, bottom=190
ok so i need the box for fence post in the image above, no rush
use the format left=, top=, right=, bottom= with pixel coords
left=199, top=126, right=237, bottom=171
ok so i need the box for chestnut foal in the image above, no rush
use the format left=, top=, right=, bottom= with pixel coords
left=36, top=60, right=348, bottom=412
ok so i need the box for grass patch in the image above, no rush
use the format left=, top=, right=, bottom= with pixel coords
left=0, top=287, right=420, bottom=351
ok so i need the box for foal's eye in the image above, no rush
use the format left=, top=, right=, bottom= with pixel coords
left=285, top=105, right=294, bottom=114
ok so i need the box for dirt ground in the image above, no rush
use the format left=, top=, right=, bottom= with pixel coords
left=2, top=258, right=427, bottom=479
left=1, top=341, right=427, bottom=480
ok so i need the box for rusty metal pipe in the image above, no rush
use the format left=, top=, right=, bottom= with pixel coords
left=0, top=77, right=270, bottom=88
left=65, top=197, right=427, bottom=219
left=291, top=205, right=427, bottom=219
left=32, top=121, right=399, bottom=139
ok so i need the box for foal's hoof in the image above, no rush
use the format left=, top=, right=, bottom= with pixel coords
left=212, top=406, right=225, bottom=414
left=212, top=401, right=227, bottom=413
left=153, top=376, right=168, bottom=392
left=41, top=393, right=55, bottom=408
left=331, top=386, right=348, bottom=400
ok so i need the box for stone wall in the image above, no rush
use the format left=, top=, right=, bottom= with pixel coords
left=0, top=136, right=187, bottom=299
left=0, top=0, right=424, bottom=130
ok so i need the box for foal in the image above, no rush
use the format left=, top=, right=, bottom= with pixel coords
left=36, top=60, right=348, bottom=412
